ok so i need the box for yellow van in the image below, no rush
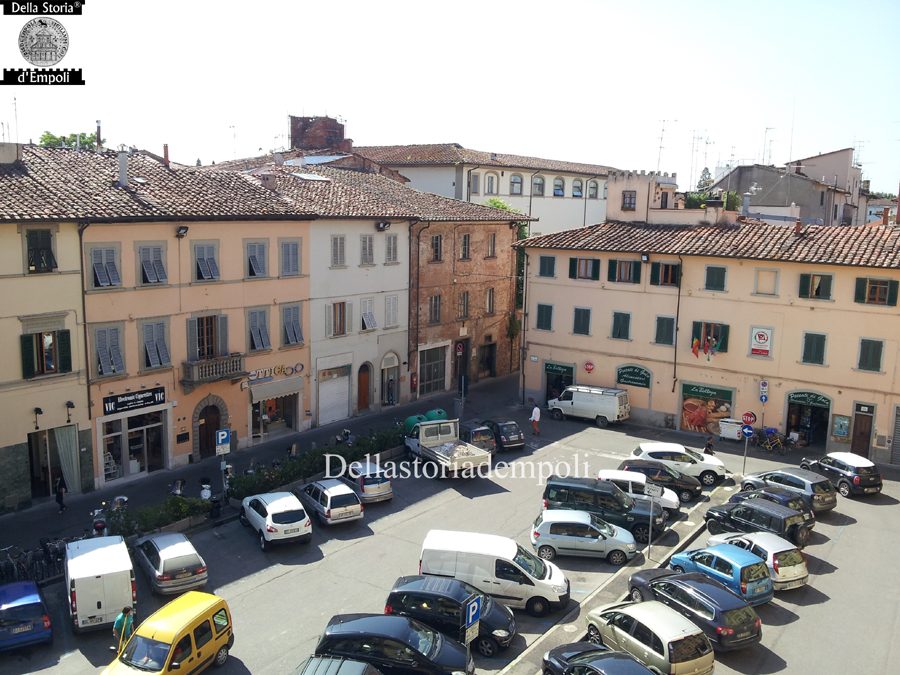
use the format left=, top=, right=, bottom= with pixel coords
left=102, top=591, right=234, bottom=674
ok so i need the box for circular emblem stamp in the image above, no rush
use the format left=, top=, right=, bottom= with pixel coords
left=18, top=17, right=69, bottom=67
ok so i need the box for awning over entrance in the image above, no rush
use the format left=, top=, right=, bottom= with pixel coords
left=250, top=377, right=302, bottom=404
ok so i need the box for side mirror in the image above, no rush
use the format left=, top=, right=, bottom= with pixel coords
left=169, top=663, right=181, bottom=671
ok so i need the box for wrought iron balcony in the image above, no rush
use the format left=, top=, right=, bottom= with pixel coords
left=181, top=354, right=246, bottom=392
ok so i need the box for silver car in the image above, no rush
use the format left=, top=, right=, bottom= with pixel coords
left=740, top=467, right=837, bottom=513
left=338, top=460, right=393, bottom=503
left=530, top=509, right=637, bottom=566
left=298, top=479, right=364, bottom=525
left=133, top=533, right=208, bottom=595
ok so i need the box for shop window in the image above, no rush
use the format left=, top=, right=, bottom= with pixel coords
left=21, top=329, right=72, bottom=378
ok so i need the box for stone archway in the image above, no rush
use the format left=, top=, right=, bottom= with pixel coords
left=192, top=394, right=230, bottom=461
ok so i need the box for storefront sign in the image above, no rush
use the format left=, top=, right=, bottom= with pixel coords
left=102, top=387, right=165, bottom=415
left=681, top=383, right=733, bottom=402
left=616, top=365, right=651, bottom=388
left=241, top=362, right=304, bottom=389
left=544, top=362, right=573, bottom=376
left=750, top=327, right=772, bottom=356
left=584, top=361, right=595, bottom=373
left=788, top=392, right=831, bottom=409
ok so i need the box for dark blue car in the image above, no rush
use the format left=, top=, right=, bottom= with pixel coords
left=0, top=581, right=53, bottom=652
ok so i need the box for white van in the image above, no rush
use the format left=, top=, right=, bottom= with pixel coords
left=419, top=529, right=570, bottom=617
left=66, top=535, right=135, bottom=631
left=547, top=385, right=630, bottom=427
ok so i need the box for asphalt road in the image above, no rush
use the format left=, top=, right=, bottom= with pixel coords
left=3, top=418, right=898, bottom=675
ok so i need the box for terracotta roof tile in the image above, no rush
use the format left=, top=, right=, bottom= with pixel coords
left=517, top=220, right=900, bottom=269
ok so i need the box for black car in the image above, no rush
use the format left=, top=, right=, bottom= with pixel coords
left=296, top=655, right=384, bottom=675
left=543, top=475, right=667, bottom=543
left=728, top=487, right=815, bottom=528
left=385, top=575, right=516, bottom=658
left=628, top=569, right=762, bottom=652
left=617, top=458, right=703, bottom=503
left=704, top=499, right=812, bottom=548
left=315, top=614, right=473, bottom=675
left=800, top=452, right=883, bottom=497
left=542, top=642, right=654, bottom=675
left=458, top=422, right=496, bottom=453
left=481, top=419, right=526, bottom=451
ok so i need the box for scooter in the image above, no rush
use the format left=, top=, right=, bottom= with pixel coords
left=168, top=478, right=186, bottom=497
left=89, top=495, right=128, bottom=537
left=335, top=429, right=355, bottom=447
left=199, top=478, right=212, bottom=501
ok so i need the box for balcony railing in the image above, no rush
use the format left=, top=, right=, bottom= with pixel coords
left=181, top=354, right=246, bottom=391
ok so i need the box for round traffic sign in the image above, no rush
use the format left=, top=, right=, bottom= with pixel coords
left=741, top=424, right=755, bottom=438
left=584, top=361, right=595, bottom=373
left=760, top=394, right=769, bottom=403
left=742, top=411, right=757, bottom=425
left=456, top=342, right=464, bottom=356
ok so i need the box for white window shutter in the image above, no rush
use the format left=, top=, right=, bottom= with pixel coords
left=325, top=304, right=333, bottom=338
left=346, top=302, right=352, bottom=333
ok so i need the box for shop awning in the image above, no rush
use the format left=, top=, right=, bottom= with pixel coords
left=250, top=377, right=302, bottom=404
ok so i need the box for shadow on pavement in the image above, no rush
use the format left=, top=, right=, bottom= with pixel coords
left=754, top=601, right=799, bottom=627
left=803, top=553, right=838, bottom=575
left=817, top=511, right=857, bottom=526
left=716, top=643, right=787, bottom=674
left=864, top=493, right=899, bottom=506
left=778, top=583, right=829, bottom=607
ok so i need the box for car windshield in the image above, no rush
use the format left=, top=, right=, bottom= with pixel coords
left=407, top=622, right=438, bottom=657
left=811, top=481, right=834, bottom=494
left=514, top=544, right=547, bottom=579
left=272, top=509, right=307, bottom=524
left=776, top=549, right=805, bottom=567
left=722, top=606, right=758, bottom=627
left=120, top=635, right=171, bottom=671
left=668, top=633, right=711, bottom=663
left=589, top=514, right=615, bottom=537
left=330, top=494, right=360, bottom=508
left=741, top=563, right=770, bottom=582
left=500, top=423, right=519, bottom=435
left=658, top=464, right=682, bottom=479
left=162, top=554, right=202, bottom=573
left=856, top=465, right=878, bottom=476
left=0, top=603, right=42, bottom=624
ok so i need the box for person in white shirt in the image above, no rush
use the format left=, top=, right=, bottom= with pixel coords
left=529, top=399, right=541, bottom=436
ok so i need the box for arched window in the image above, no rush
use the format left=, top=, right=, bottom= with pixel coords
left=533, top=175, right=545, bottom=197
left=572, top=179, right=583, bottom=198
left=587, top=180, right=598, bottom=199
left=553, top=177, right=565, bottom=197
left=485, top=172, right=498, bottom=195
left=510, top=174, right=523, bottom=196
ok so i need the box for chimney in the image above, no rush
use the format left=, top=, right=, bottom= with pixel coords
left=96, top=120, right=102, bottom=152
left=163, top=144, right=169, bottom=168
left=883, top=207, right=890, bottom=226
left=274, top=152, right=284, bottom=166
left=794, top=220, right=802, bottom=235
left=117, top=150, right=129, bottom=188
left=0, top=142, right=23, bottom=164
left=259, top=174, right=277, bottom=192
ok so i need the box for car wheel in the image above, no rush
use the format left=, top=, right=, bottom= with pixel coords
left=800, top=463, right=810, bottom=470
left=630, top=587, right=645, bottom=602
left=672, top=565, right=685, bottom=573
left=707, top=519, right=724, bottom=534
left=838, top=481, right=852, bottom=498
left=586, top=623, right=603, bottom=645
left=475, top=635, right=499, bottom=658
left=537, top=545, right=556, bottom=561
left=239, top=509, right=248, bottom=527
left=595, top=415, right=609, bottom=428
left=632, top=524, right=650, bottom=544
left=551, top=408, right=563, bottom=421
left=258, top=531, right=268, bottom=552
left=741, top=482, right=754, bottom=492
left=607, top=550, right=628, bottom=566
left=213, top=645, right=229, bottom=667
left=526, top=596, right=549, bottom=617
left=678, top=489, right=695, bottom=503
left=700, top=471, right=717, bottom=487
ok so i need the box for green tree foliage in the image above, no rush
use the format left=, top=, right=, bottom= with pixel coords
left=870, top=191, right=897, bottom=201
left=485, top=198, right=528, bottom=309
left=696, top=167, right=713, bottom=190
left=684, top=191, right=742, bottom=211
left=39, top=131, right=103, bottom=150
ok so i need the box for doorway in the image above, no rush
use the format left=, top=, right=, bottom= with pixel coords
left=660, top=192, right=669, bottom=209
left=851, top=407, right=873, bottom=458
left=358, top=363, right=371, bottom=412
left=380, top=352, right=399, bottom=406
left=198, top=405, right=220, bottom=459
left=479, top=342, right=497, bottom=378
left=28, top=430, right=60, bottom=498
left=544, top=363, right=574, bottom=404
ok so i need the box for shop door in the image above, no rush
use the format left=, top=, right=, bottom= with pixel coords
left=27, top=431, right=60, bottom=498
left=420, top=347, right=447, bottom=395
left=851, top=411, right=873, bottom=458
left=198, top=406, right=220, bottom=459
left=544, top=364, right=574, bottom=403
left=319, top=374, right=350, bottom=425
left=358, top=364, right=370, bottom=411
left=891, top=407, right=900, bottom=464
left=479, top=343, right=497, bottom=378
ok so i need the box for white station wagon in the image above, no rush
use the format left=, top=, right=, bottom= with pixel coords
left=631, top=442, right=728, bottom=487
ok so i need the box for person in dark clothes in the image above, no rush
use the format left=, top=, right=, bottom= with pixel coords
left=55, top=475, right=68, bottom=513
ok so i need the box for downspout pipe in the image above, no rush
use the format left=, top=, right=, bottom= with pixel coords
left=77, top=221, right=92, bottom=420
left=520, top=248, right=530, bottom=405
left=411, top=218, right=426, bottom=398
left=671, top=255, right=684, bottom=394
left=465, top=166, right=481, bottom=202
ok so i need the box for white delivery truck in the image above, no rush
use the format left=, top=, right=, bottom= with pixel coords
left=404, top=419, right=492, bottom=477
left=546, top=385, right=630, bottom=427
left=419, top=529, right=570, bottom=617
left=66, top=535, right=135, bottom=631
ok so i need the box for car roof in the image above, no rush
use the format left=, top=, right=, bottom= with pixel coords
left=746, top=486, right=795, bottom=499
left=540, top=509, right=593, bottom=525
left=390, top=575, right=473, bottom=602
left=598, top=469, right=647, bottom=484
left=703, top=544, right=766, bottom=566
left=138, top=533, right=198, bottom=559
left=725, top=499, right=797, bottom=517
left=827, top=452, right=875, bottom=468
left=594, top=601, right=705, bottom=640
left=575, top=652, right=654, bottom=673
left=136, top=592, right=225, bottom=643
left=258, top=492, right=304, bottom=511
left=66, top=536, right=131, bottom=578
left=422, top=530, right=517, bottom=558
left=767, top=467, right=830, bottom=483
left=668, top=573, right=751, bottom=610
left=547, top=475, right=614, bottom=491
left=349, top=460, right=384, bottom=475
left=0, top=581, right=43, bottom=610
left=315, top=479, right=355, bottom=495
left=297, top=655, right=383, bottom=675
left=325, top=614, right=419, bottom=639
left=724, top=531, right=795, bottom=553
left=637, top=442, right=687, bottom=453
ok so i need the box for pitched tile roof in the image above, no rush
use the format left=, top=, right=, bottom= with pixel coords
left=354, top=143, right=613, bottom=176
left=0, top=146, right=302, bottom=222
left=517, top=220, right=900, bottom=269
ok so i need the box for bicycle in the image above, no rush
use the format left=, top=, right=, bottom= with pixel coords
left=758, top=428, right=786, bottom=455
left=1, top=545, right=30, bottom=582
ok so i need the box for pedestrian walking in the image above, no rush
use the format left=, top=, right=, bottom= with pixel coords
left=387, top=378, right=395, bottom=405
left=529, top=398, right=541, bottom=436
left=54, top=475, right=68, bottom=514
left=704, top=436, right=716, bottom=455
left=111, top=606, right=134, bottom=652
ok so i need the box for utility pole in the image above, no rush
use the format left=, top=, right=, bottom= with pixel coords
left=656, top=119, right=677, bottom=173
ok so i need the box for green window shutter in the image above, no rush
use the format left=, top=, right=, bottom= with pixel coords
left=569, top=258, right=577, bottom=279
left=812, top=335, right=825, bottom=364
left=650, top=263, right=660, bottom=285
left=608, top=260, right=617, bottom=282
left=854, top=278, right=867, bottom=303
left=692, top=321, right=702, bottom=343
left=888, top=281, right=899, bottom=306
left=656, top=317, right=674, bottom=345
left=799, top=274, right=810, bottom=298
left=718, top=324, right=730, bottom=352
left=820, top=275, right=832, bottom=299
left=58, top=329, right=72, bottom=373
left=20, top=334, right=36, bottom=379
left=674, top=264, right=682, bottom=287
left=633, top=263, right=641, bottom=284
left=590, top=259, right=600, bottom=280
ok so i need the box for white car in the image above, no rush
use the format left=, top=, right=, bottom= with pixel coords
left=240, top=491, right=312, bottom=551
left=631, top=442, right=727, bottom=487
left=707, top=531, right=809, bottom=591
left=597, top=469, right=681, bottom=517
left=133, top=533, right=207, bottom=595
left=338, top=460, right=393, bottom=503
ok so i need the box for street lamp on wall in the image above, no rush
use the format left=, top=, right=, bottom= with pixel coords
left=640, top=252, right=650, bottom=263
left=175, top=225, right=189, bottom=238
left=65, top=400, right=75, bottom=424
left=34, top=407, right=43, bottom=430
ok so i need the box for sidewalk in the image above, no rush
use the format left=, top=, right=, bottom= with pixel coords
left=0, top=374, right=524, bottom=551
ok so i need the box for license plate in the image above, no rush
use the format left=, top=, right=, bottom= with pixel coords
left=335, top=511, right=353, bottom=519
left=754, top=586, right=766, bottom=594
left=781, top=579, right=804, bottom=589
left=84, top=616, right=103, bottom=625
left=175, top=571, right=191, bottom=579
left=11, top=624, right=33, bottom=634
left=864, top=487, right=878, bottom=493
left=284, top=528, right=300, bottom=534
left=736, top=631, right=751, bottom=639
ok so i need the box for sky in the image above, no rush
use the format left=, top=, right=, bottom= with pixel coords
left=1, top=0, right=898, bottom=194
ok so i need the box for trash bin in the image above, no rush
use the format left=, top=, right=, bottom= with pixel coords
left=208, top=497, right=221, bottom=519
left=717, top=418, right=743, bottom=441
left=425, top=408, right=448, bottom=421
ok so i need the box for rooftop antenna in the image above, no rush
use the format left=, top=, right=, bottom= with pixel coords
left=13, top=96, right=19, bottom=143
left=761, top=127, right=774, bottom=164
left=656, top=119, right=677, bottom=172
left=788, top=98, right=796, bottom=161
left=229, top=124, right=236, bottom=159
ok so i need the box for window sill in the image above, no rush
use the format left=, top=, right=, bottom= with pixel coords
left=621, top=207, right=636, bottom=211
left=94, top=372, right=129, bottom=383
left=138, top=365, right=174, bottom=375
left=359, top=328, right=377, bottom=333
left=484, top=255, right=498, bottom=260
left=24, top=371, right=74, bottom=381
left=538, top=274, right=557, bottom=279
left=249, top=348, right=274, bottom=355
left=329, top=265, right=348, bottom=270
left=703, top=288, right=727, bottom=293
left=610, top=337, right=632, bottom=341
left=535, top=327, right=553, bottom=332
left=191, top=279, right=222, bottom=284
left=384, top=261, right=401, bottom=266
left=428, top=259, right=444, bottom=264
left=359, top=263, right=376, bottom=268
left=137, top=283, right=171, bottom=290
left=852, top=367, right=884, bottom=374
left=653, top=341, right=675, bottom=347
left=281, top=342, right=305, bottom=350
left=573, top=332, right=591, bottom=337
left=328, top=333, right=348, bottom=339
left=244, top=276, right=270, bottom=281
left=459, top=257, right=471, bottom=262
left=485, top=311, right=496, bottom=316
left=799, top=296, right=833, bottom=302
left=799, top=360, right=827, bottom=367
left=87, top=286, right=126, bottom=293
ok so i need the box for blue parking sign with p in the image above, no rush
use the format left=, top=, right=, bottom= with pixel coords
left=215, top=429, right=231, bottom=455
left=465, top=595, right=482, bottom=628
